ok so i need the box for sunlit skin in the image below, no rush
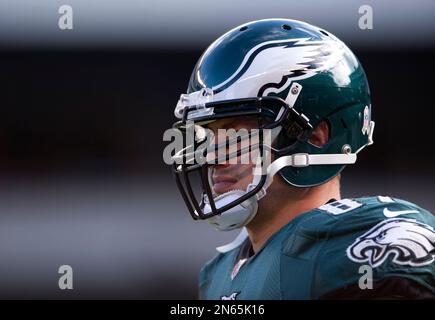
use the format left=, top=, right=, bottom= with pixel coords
left=207, top=117, right=259, bottom=196
left=206, top=117, right=341, bottom=253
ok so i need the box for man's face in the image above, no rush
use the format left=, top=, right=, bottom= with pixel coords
left=206, top=116, right=260, bottom=195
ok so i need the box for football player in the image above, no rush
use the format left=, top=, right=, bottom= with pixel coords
left=166, top=19, right=435, bottom=299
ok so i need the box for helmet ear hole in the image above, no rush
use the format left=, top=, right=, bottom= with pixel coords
left=326, top=119, right=332, bottom=141
left=308, top=121, right=330, bottom=147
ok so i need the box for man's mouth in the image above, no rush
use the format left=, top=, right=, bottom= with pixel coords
left=212, top=175, right=238, bottom=195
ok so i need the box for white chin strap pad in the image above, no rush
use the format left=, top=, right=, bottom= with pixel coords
left=263, top=152, right=357, bottom=189
left=205, top=190, right=258, bottom=231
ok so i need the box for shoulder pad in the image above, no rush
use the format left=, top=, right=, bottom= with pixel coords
left=286, top=196, right=435, bottom=298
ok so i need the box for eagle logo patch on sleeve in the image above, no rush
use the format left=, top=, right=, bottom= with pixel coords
left=346, top=218, right=435, bottom=268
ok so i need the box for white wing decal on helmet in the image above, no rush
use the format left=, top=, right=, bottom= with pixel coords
left=211, top=38, right=351, bottom=103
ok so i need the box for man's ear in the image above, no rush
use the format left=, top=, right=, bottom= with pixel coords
left=309, top=121, right=329, bottom=147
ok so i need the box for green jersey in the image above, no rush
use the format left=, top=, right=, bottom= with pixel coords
left=199, top=196, right=435, bottom=299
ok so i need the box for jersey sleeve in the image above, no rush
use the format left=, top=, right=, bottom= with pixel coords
left=310, top=196, right=435, bottom=299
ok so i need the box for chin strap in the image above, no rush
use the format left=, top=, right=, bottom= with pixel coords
left=255, top=152, right=357, bottom=196
left=214, top=152, right=357, bottom=243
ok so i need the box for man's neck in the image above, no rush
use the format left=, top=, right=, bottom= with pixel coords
left=246, top=178, right=341, bottom=253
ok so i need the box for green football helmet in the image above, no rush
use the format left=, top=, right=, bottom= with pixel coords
left=169, top=18, right=375, bottom=231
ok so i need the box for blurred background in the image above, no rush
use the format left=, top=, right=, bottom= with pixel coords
left=0, top=0, right=434, bottom=299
